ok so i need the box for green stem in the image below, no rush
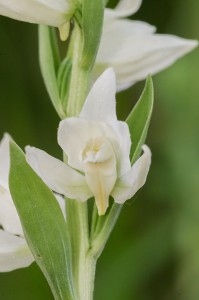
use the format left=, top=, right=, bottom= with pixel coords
left=65, top=9, right=105, bottom=299
left=66, top=200, right=96, bottom=300
left=59, top=18, right=93, bottom=300
left=65, top=22, right=94, bottom=299
left=79, top=253, right=96, bottom=300
left=66, top=22, right=90, bottom=117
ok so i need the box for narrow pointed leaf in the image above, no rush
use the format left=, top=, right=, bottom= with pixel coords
left=9, top=141, right=76, bottom=300
left=82, top=0, right=104, bottom=70
left=57, top=57, right=72, bottom=110
left=126, top=76, right=154, bottom=163
left=39, top=25, right=64, bottom=118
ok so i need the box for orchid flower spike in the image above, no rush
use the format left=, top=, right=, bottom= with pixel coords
left=95, top=0, right=198, bottom=91
left=26, top=68, right=151, bottom=216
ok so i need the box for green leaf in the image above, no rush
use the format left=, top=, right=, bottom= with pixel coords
left=81, top=0, right=104, bottom=70
left=39, top=25, right=64, bottom=118
left=9, top=141, right=77, bottom=300
left=57, top=57, right=72, bottom=111
left=126, top=76, right=154, bottom=164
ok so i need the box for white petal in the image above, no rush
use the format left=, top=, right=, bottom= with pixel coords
left=102, top=18, right=156, bottom=45
left=112, top=145, right=151, bottom=203
left=0, top=133, right=11, bottom=189
left=80, top=68, right=117, bottom=122
left=106, top=0, right=142, bottom=18
left=58, top=118, right=108, bottom=171
left=108, top=121, right=131, bottom=176
left=0, top=187, right=23, bottom=236
left=115, top=35, right=198, bottom=90
left=0, top=0, right=72, bottom=27
left=25, top=147, right=92, bottom=202
left=96, top=18, right=198, bottom=91
left=58, top=117, right=129, bottom=173
left=0, top=230, right=34, bottom=272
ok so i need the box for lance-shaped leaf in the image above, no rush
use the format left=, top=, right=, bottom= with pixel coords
left=126, top=76, right=154, bottom=163
left=39, top=25, right=64, bottom=118
left=9, top=141, right=76, bottom=300
left=82, top=0, right=104, bottom=70
left=57, top=57, right=72, bottom=111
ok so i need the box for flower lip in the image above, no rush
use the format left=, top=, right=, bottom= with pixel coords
left=81, top=136, right=114, bottom=164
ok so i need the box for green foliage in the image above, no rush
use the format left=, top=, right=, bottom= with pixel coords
left=126, top=76, right=154, bottom=164
left=57, top=57, right=72, bottom=110
left=38, top=25, right=64, bottom=118
left=82, top=0, right=104, bottom=70
left=39, top=0, right=104, bottom=118
left=9, top=141, right=76, bottom=300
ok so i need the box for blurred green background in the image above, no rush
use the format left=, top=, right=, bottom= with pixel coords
left=0, top=0, right=199, bottom=299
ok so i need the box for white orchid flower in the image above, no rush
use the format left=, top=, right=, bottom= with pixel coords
left=0, top=134, right=66, bottom=272
left=26, top=68, right=151, bottom=216
left=95, top=0, right=198, bottom=91
left=0, top=0, right=74, bottom=27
